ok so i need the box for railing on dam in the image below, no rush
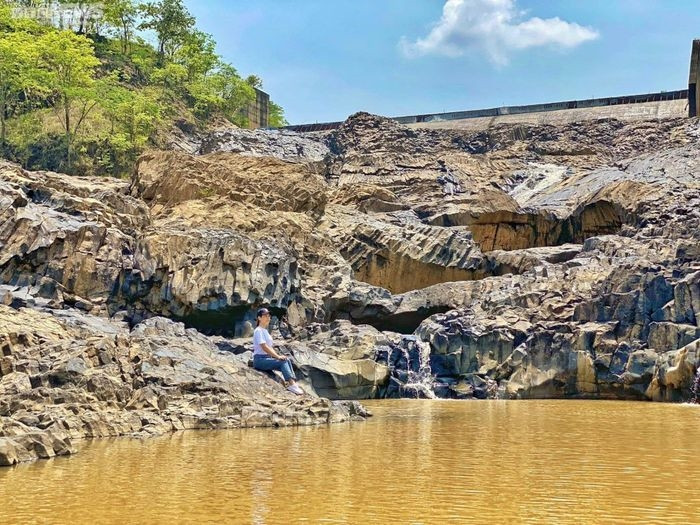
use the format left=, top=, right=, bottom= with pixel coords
left=283, top=89, right=688, bottom=133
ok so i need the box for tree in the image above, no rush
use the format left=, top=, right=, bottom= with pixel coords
left=0, top=2, right=47, bottom=34
left=57, top=0, right=102, bottom=34
left=175, top=29, right=218, bottom=82
left=103, top=0, right=139, bottom=54
left=185, top=63, right=254, bottom=123
left=101, top=84, right=162, bottom=158
left=245, top=75, right=263, bottom=89
left=38, top=30, right=100, bottom=168
left=213, top=64, right=255, bottom=119
left=129, top=35, right=158, bottom=82
left=152, top=61, right=187, bottom=92
left=268, top=101, right=288, bottom=128
left=0, top=32, right=43, bottom=151
left=0, top=9, right=49, bottom=152
left=139, top=0, right=194, bottom=63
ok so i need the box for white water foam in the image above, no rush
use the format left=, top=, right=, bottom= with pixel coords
left=384, top=338, right=436, bottom=399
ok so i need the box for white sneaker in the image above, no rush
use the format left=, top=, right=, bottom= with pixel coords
left=287, top=384, right=304, bottom=395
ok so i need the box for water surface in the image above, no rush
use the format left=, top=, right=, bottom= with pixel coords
left=2, top=400, right=699, bottom=524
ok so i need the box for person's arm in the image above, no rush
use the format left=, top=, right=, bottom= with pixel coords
left=259, top=329, right=287, bottom=360
left=260, top=342, right=286, bottom=360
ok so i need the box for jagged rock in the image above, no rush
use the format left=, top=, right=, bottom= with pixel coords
left=485, top=244, right=582, bottom=274
left=291, top=347, right=389, bottom=399
left=0, top=305, right=362, bottom=465
left=0, top=372, right=32, bottom=396
left=647, top=339, right=700, bottom=401
left=281, top=321, right=394, bottom=398
left=0, top=161, right=145, bottom=314
left=0, top=437, right=34, bottom=466
left=320, top=206, right=487, bottom=294
left=199, top=127, right=330, bottom=163
left=2, top=111, right=700, bottom=467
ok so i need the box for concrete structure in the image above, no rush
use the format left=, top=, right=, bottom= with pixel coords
left=285, top=90, right=688, bottom=133
left=410, top=99, right=687, bottom=131
left=286, top=38, right=700, bottom=132
left=395, top=90, right=687, bottom=126
left=241, top=88, right=269, bottom=128
left=689, top=39, right=700, bottom=117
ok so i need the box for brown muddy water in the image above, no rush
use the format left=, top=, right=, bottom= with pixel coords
left=1, top=400, right=699, bottom=524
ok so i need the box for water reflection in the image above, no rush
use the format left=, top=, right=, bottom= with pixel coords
left=1, top=400, right=700, bottom=524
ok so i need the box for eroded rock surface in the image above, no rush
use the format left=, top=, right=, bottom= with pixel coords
left=0, top=304, right=359, bottom=465
left=199, top=127, right=330, bottom=163
left=2, top=111, right=700, bottom=465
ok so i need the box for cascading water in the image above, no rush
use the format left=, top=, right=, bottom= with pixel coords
left=691, top=366, right=700, bottom=404
left=377, top=336, right=436, bottom=398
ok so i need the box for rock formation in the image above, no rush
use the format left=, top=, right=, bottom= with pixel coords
left=2, top=111, right=699, bottom=462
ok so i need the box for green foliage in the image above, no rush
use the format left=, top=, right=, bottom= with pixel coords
left=37, top=29, right=101, bottom=166
left=1, top=0, right=287, bottom=176
left=152, top=61, right=187, bottom=91
left=21, top=132, right=70, bottom=173
left=102, top=83, right=163, bottom=153
left=268, top=101, right=288, bottom=128
left=175, top=29, right=218, bottom=81
left=186, top=63, right=255, bottom=124
left=0, top=3, right=47, bottom=34
left=0, top=23, right=49, bottom=150
left=245, top=75, right=263, bottom=89
left=103, top=0, right=138, bottom=54
left=128, top=38, right=159, bottom=84
left=139, top=0, right=194, bottom=61
left=39, top=30, right=101, bottom=99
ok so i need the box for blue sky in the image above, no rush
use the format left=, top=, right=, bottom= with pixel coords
left=184, top=0, right=700, bottom=125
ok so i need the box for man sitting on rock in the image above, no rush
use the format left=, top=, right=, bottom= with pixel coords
left=252, top=308, right=304, bottom=395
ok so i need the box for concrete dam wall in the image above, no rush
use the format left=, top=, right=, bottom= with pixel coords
left=409, top=98, right=688, bottom=131
left=284, top=39, right=700, bottom=133
left=396, top=90, right=688, bottom=126
left=285, top=90, right=688, bottom=133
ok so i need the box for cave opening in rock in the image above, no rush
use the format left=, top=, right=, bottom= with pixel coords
left=351, top=306, right=452, bottom=335
left=469, top=200, right=625, bottom=252
left=575, top=200, right=624, bottom=240
left=175, top=304, right=287, bottom=337
left=352, top=252, right=482, bottom=295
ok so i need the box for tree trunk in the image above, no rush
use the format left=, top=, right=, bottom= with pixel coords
left=122, top=18, right=130, bottom=54
left=64, top=97, right=72, bottom=169
left=78, top=6, right=87, bottom=34
left=157, top=40, right=165, bottom=65
left=0, top=89, right=6, bottom=153
left=0, top=116, right=6, bottom=155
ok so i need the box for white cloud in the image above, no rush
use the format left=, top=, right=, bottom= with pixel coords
left=400, top=0, right=599, bottom=65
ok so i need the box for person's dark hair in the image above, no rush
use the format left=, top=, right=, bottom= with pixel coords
left=255, top=307, right=270, bottom=327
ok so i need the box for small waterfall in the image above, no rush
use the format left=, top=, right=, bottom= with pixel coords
left=377, top=336, right=436, bottom=399
left=486, top=378, right=499, bottom=399
left=691, top=366, right=700, bottom=404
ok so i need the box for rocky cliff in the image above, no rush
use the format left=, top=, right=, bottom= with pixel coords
left=1, top=112, right=699, bottom=463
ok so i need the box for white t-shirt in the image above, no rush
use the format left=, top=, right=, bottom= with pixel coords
left=253, top=326, right=274, bottom=356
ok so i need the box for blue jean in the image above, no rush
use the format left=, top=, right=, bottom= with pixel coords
left=253, top=354, right=296, bottom=382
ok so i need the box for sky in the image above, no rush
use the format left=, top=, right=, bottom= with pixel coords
left=184, top=0, right=700, bottom=125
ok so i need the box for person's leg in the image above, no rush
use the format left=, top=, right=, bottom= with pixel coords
left=253, top=356, right=301, bottom=392
left=282, top=360, right=303, bottom=394
left=254, top=356, right=295, bottom=381
left=280, top=360, right=296, bottom=382
left=253, top=355, right=279, bottom=372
